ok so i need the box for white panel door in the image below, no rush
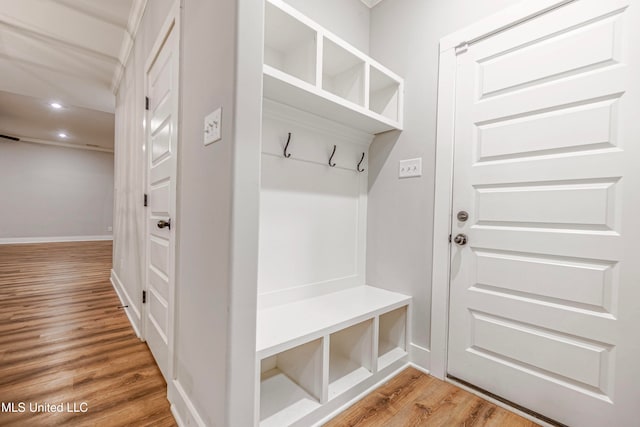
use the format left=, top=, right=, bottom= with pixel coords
left=145, top=25, right=178, bottom=381
left=447, top=1, right=640, bottom=426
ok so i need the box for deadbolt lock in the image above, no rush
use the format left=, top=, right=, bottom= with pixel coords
left=457, top=211, right=469, bottom=222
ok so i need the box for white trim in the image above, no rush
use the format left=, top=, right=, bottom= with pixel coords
left=360, top=0, right=384, bottom=8
left=0, top=235, right=112, bottom=244
left=144, top=3, right=177, bottom=73
left=430, top=0, right=575, bottom=380
left=430, top=42, right=457, bottom=380
left=228, top=0, right=263, bottom=425
left=409, top=343, right=430, bottom=372
left=13, top=137, right=114, bottom=153
left=110, top=269, right=142, bottom=338
left=168, top=380, right=207, bottom=427
left=112, top=0, right=149, bottom=93
left=446, top=378, right=557, bottom=427
left=409, top=362, right=430, bottom=376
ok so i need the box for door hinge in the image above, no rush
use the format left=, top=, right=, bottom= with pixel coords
left=448, top=234, right=452, bottom=243
left=144, top=193, right=148, bottom=207
left=145, top=96, right=149, bottom=111
left=142, top=290, right=147, bottom=304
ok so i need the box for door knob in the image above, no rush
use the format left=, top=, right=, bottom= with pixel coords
left=457, top=211, right=469, bottom=222
left=453, top=233, right=467, bottom=246
left=157, top=219, right=171, bottom=230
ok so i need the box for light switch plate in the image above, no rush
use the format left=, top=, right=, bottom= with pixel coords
left=204, top=107, right=222, bottom=145
left=399, top=158, right=422, bottom=178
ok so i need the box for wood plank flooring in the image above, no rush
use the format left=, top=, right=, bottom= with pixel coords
left=1, top=241, right=539, bottom=426
left=325, top=367, right=540, bottom=427
left=0, top=241, right=175, bottom=426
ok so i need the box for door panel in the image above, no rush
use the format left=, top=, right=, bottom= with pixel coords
left=473, top=249, right=615, bottom=311
left=145, top=25, right=178, bottom=382
left=447, top=1, right=640, bottom=425
left=476, top=99, right=617, bottom=162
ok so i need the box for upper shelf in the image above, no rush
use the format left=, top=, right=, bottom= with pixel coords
left=263, top=0, right=404, bottom=135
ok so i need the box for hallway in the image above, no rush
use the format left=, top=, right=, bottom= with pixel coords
left=0, top=241, right=175, bottom=426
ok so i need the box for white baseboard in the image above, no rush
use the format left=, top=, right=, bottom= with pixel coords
left=0, top=235, right=113, bottom=244
left=409, top=342, right=431, bottom=372
left=110, top=269, right=142, bottom=338
left=169, top=380, right=207, bottom=427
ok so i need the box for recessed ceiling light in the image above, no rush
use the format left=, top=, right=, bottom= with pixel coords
left=58, top=133, right=67, bottom=138
left=50, top=102, right=62, bottom=109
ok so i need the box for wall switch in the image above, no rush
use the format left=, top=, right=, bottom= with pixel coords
left=204, top=107, right=222, bottom=145
left=399, top=158, right=422, bottom=178
left=107, top=226, right=113, bottom=232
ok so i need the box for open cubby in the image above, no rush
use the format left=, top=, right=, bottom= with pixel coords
left=264, top=1, right=317, bottom=85
left=322, top=38, right=366, bottom=106
left=262, top=0, right=403, bottom=133
left=328, top=319, right=374, bottom=399
left=369, top=65, right=401, bottom=122
left=259, top=339, right=324, bottom=427
left=378, top=306, right=408, bottom=370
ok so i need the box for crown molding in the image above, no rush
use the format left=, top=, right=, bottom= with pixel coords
left=360, top=0, right=385, bottom=8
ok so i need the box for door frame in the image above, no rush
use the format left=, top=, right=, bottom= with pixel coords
left=142, top=0, right=181, bottom=382
left=429, top=0, right=577, bottom=380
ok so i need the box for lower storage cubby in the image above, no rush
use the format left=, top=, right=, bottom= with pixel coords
left=260, top=339, right=324, bottom=427
left=328, top=319, right=374, bottom=399
left=256, top=287, right=411, bottom=426
left=377, top=306, right=408, bottom=370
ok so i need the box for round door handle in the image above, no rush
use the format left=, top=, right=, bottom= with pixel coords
left=453, top=233, right=467, bottom=246
left=157, top=219, right=171, bottom=230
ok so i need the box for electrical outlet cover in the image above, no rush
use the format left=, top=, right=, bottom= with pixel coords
left=399, top=158, right=422, bottom=178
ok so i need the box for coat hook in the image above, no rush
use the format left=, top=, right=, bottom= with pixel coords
left=357, top=152, right=365, bottom=172
left=283, top=132, right=292, bottom=158
left=329, top=145, right=337, bottom=167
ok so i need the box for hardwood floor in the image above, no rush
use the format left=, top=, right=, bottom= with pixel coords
left=325, top=367, right=540, bottom=427
left=0, top=241, right=175, bottom=426
left=0, top=241, right=539, bottom=427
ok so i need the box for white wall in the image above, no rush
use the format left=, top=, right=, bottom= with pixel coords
left=171, top=0, right=237, bottom=425
left=114, top=0, right=261, bottom=425
left=0, top=142, right=113, bottom=241
left=283, top=0, right=371, bottom=54
left=366, top=0, right=522, bottom=355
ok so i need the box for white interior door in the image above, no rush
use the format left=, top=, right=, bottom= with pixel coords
left=145, top=25, right=178, bottom=381
left=447, top=1, right=640, bottom=426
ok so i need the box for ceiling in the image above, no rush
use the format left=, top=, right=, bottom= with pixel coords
left=0, top=0, right=146, bottom=151
left=0, top=91, right=115, bottom=150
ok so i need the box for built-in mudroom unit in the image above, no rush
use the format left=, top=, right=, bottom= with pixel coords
left=255, top=1, right=410, bottom=425
left=106, top=0, right=640, bottom=426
